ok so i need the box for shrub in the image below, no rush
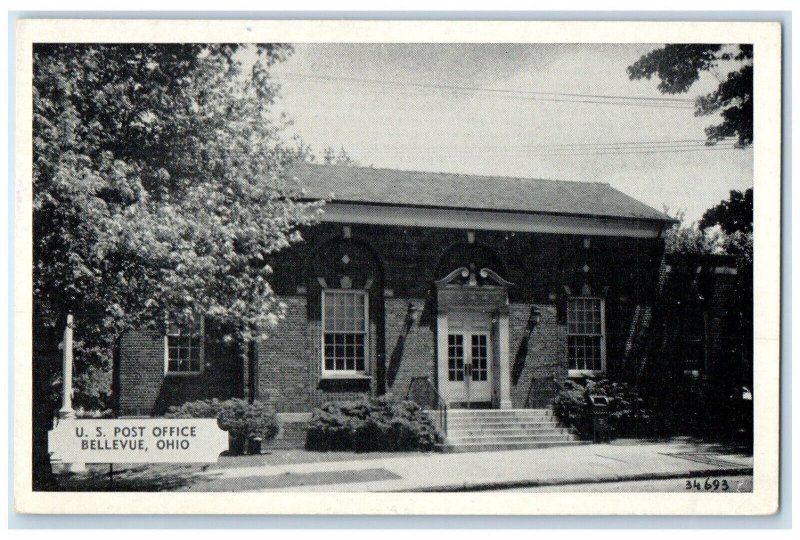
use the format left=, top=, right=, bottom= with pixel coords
left=217, top=398, right=279, bottom=442
left=74, top=407, right=113, bottom=419
left=585, top=379, right=654, bottom=438
left=306, top=394, right=441, bottom=452
left=552, top=378, right=655, bottom=439
left=164, top=398, right=279, bottom=454
left=552, top=379, right=589, bottom=435
left=164, top=398, right=224, bottom=419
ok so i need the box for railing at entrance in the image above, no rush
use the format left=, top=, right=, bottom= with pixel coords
left=405, top=376, right=448, bottom=436
left=525, top=376, right=561, bottom=409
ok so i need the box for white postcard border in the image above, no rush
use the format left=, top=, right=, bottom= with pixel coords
left=14, top=18, right=782, bottom=515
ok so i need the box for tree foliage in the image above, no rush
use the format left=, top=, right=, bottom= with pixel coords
left=698, top=188, right=753, bottom=234
left=663, top=207, right=752, bottom=266
left=33, top=44, right=323, bottom=399
left=289, top=138, right=360, bottom=166
left=321, top=146, right=359, bottom=166
left=628, top=44, right=753, bottom=146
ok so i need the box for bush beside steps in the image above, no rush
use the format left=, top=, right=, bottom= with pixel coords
left=552, top=378, right=654, bottom=440
left=306, top=394, right=442, bottom=452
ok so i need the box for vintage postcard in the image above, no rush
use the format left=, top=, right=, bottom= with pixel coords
left=14, top=19, right=781, bottom=515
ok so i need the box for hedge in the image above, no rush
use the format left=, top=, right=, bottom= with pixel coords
left=306, top=394, right=442, bottom=452
left=164, top=398, right=279, bottom=453
left=552, top=378, right=654, bottom=439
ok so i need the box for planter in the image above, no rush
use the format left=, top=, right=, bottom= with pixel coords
left=228, top=433, right=247, bottom=455
left=248, top=436, right=263, bottom=455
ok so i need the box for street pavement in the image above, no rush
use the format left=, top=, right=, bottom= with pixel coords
left=504, top=475, right=753, bottom=492
left=182, top=439, right=753, bottom=492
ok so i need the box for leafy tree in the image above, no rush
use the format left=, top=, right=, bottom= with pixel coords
left=32, top=43, right=323, bottom=488
left=662, top=206, right=752, bottom=264
left=289, top=138, right=360, bottom=166
left=662, top=209, right=726, bottom=256
left=321, top=146, right=359, bottom=166
left=628, top=44, right=753, bottom=146
left=698, top=188, right=753, bottom=234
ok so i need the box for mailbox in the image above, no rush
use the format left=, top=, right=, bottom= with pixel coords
left=588, top=395, right=610, bottom=443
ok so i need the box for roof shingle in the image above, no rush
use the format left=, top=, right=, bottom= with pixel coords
left=289, top=162, right=672, bottom=222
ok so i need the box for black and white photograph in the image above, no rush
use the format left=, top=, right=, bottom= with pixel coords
left=14, top=19, right=781, bottom=515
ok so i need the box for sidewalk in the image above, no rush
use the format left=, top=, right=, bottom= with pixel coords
left=182, top=439, right=753, bottom=492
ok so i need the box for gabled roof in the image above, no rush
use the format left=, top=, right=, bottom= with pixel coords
left=289, top=162, right=673, bottom=223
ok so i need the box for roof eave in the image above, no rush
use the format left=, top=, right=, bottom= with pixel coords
left=299, top=197, right=676, bottom=225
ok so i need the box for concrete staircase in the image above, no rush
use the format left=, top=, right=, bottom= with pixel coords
left=437, top=408, right=588, bottom=453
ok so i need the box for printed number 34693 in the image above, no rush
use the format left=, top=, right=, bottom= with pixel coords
left=685, top=478, right=729, bottom=491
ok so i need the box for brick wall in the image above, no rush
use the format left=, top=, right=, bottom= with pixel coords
left=255, top=296, right=313, bottom=413
left=255, top=294, right=380, bottom=412
left=120, top=221, right=666, bottom=415
left=118, top=326, right=242, bottom=417
left=384, top=297, right=436, bottom=398
left=254, top=223, right=663, bottom=412
left=509, top=303, right=568, bottom=408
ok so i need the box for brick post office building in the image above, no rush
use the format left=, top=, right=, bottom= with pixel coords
left=115, top=162, right=713, bottom=445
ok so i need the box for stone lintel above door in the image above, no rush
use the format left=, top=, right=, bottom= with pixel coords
left=435, top=266, right=512, bottom=315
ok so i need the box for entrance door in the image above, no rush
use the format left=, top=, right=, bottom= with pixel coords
left=442, top=314, right=492, bottom=407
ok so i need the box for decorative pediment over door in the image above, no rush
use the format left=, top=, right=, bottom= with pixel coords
left=435, top=265, right=513, bottom=314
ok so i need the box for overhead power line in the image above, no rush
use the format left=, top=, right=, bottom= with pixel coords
left=353, top=139, right=735, bottom=152
left=516, top=145, right=741, bottom=157
left=272, top=71, right=698, bottom=109
left=357, top=144, right=742, bottom=158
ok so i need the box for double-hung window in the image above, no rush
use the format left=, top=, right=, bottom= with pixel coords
left=322, top=290, right=368, bottom=375
left=567, top=297, right=606, bottom=375
left=165, top=316, right=204, bottom=375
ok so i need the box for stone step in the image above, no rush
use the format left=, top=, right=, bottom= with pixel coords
left=446, top=420, right=563, bottom=429
left=447, top=408, right=552, bottom=415
left=447, top=433, right=576, bottom=445
left=448, top=417, right=555, bottom=424
left=447, top=411, right=554, bottom=420
left=446, top=426, right=571, bottom=437
left=437, top=440, right=590, bottom=453
left=447, top=414, right=557, bottom=421
left=434, top=408, right=583, bottom=453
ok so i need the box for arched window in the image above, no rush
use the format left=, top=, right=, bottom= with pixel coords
left=308, top=237, right=384, bottom=378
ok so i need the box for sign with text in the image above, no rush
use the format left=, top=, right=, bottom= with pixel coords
left=48, top=418, right=228, bottom=463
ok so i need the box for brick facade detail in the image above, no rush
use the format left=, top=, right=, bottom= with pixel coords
left=118, top=220, right=706, bottom=416
left=257, top=223, right=662, bottom=411
left=118, top=327, right=242, bottom=416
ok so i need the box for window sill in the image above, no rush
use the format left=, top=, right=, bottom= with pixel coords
left=568, top=370, right=604, bottom=378
left=164, top=371, right=203, bottom=378
left=320, top=373, right=371, bottom=381
left=318, top=374, right=372, bottom=391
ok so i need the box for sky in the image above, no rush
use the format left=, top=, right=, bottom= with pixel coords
left=259, top=43, right=752, bottom=224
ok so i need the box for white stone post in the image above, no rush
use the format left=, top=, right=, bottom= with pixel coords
left=496, top=310, right=513, bottom=409
left=436, top=312, right=449, bottom=405
left=59, top=314, right=75, bottom=419
left=57, top=313, right=85, bottom=473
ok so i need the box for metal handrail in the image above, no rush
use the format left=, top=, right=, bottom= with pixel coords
left=525, top=376, right=560, bottom=409
left=405, top=376, right=448, bottom=436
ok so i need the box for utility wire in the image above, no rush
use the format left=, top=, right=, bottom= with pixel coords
left=273, top=72, right=698, bottom=109
left=357, top=145, right=741, bottom=158
left=274, top=71, right=696, bottom=102
left=353, top=139, right=735, bottom=152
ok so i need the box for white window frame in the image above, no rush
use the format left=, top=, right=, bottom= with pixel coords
left=566, top=296, right=606, bottom=377
left=321, top=289, right=369, bottom=378
left=164, top=315, right=205, bottom=376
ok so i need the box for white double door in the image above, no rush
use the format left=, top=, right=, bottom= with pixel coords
left=442, top=313, right=493, bottom=406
